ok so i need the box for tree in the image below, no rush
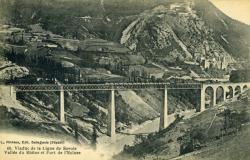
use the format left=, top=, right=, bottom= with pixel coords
left=72, top=120, right=79, bottom=142
left=223, top=109, right=231, bottom=133
left=31, top=0, right=43, bottom=24
left=91, top=125, right=97, bottom=150
left=10, top=0, right=24, bottom=26
left=88, top=105, right=99, bottom=117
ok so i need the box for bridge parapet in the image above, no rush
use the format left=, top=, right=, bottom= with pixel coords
left=14, top=83, right=202, bottom=92
left=202, top=82, right=250, bottom=90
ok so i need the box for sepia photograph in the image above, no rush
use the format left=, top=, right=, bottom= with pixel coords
left=0, top=0, right=250, bottom=160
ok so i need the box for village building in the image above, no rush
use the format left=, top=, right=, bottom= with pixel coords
left=200, top=55, right=233, bottom=70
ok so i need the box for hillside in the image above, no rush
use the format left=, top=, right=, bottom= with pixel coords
left=194, top=0, right=250, bottom=60
left=114, top=90, right=250, bottom=160
left=1, top=0, right=250, bottom=61
left=120, top=0, right=250, bottom=63
left=0, top=25, right=196, bottom=147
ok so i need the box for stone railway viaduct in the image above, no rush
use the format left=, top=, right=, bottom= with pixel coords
left=6, top=82, right=250, bottom=141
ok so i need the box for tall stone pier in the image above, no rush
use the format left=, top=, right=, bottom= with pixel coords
left=160, top=88, right=168, bottom=130
left=10, top=86, right=16, bottom=100
left=213, top=87, right=217, bottom=106
left=59, top=87, right=65, bottom=123
left=107, top=89, right=116, bottom=141
left=200, top=87, right=205, bottom=112
left=223, top=89, right=227, bottom=102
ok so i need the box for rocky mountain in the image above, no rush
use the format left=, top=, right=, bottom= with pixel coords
left=194, top=0, right=250, bottom=60
left=120, top=0, right=250, bottom=63
left=2, top=0, right=249, bottom=61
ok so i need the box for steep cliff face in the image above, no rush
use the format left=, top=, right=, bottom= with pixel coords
left=194, top=0, right=250, bottom=60
left=120, top=1, right=238, bottom=63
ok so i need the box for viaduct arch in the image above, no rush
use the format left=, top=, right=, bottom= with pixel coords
left=205, top=86, right=214, bottom=108
left=202, top=82, right=250, bottom=110
left=226, top=86, right=234, bottom=99
left=235, top=86, right=241, bottom=96
left=216, top=86, right=224, bottom=104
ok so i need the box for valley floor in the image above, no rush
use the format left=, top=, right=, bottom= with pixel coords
left=97, top=110, right=196, bottom=157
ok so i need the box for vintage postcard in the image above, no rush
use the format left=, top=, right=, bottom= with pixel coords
left=0, top=0, right=250, bottom=160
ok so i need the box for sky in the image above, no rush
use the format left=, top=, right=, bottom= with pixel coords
left=209, top=0, right=250, bottom=25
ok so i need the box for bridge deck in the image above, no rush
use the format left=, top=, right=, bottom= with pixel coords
left=12, top=82, right=250, bottom=92
left=14, top=83, right=202, bottom=92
